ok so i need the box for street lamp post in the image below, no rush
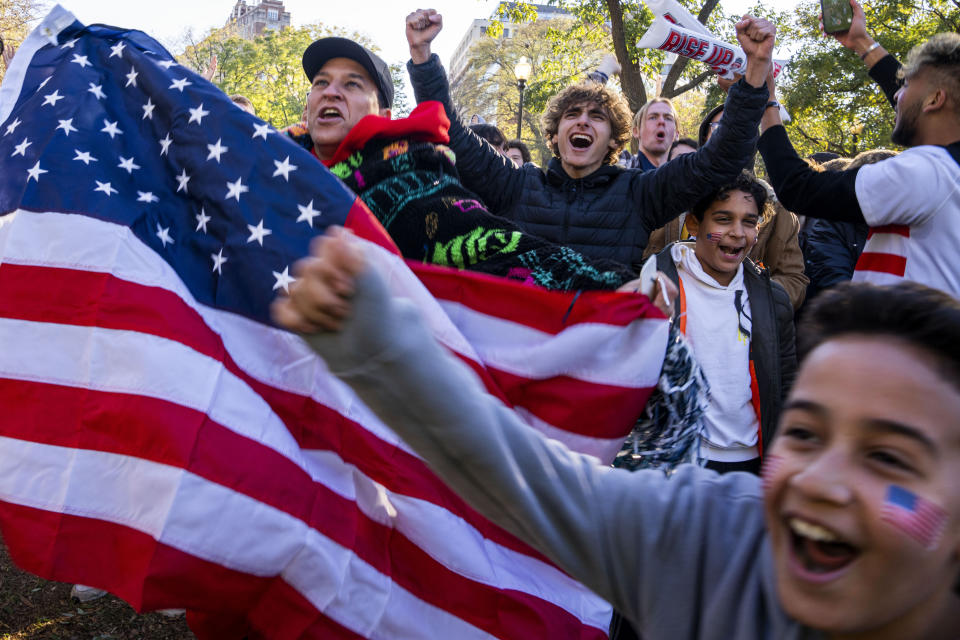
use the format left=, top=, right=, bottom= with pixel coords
left=514, top=56, right=532, bottom=139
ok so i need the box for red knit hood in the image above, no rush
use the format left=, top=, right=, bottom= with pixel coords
left=316, top=101, right=451, bottom=167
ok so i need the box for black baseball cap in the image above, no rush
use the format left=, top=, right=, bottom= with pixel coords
left=302, top=37, right=393, bottom=109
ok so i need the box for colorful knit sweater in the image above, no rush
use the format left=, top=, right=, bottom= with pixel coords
left=285, top=103, right=633, bottom=291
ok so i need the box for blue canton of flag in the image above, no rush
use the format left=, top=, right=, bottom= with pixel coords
left=0, top=7, right=364, bottom=324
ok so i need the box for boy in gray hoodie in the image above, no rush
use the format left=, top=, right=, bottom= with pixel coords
left=273, top=228, right=960, bottom=640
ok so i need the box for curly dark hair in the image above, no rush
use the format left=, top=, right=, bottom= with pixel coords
left=540, top=82, right=632, bottom=165
left=690, top=170, right=769, bottom=222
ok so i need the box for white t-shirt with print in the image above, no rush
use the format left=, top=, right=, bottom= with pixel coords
left=853, top=144, right=960, bottom=297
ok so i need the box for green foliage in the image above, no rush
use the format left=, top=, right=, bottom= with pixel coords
left=481, top=0, right=745, bottom=126
left=451, top=18, right=609, bottom=164
left=0, top=0, right=43, bottom=83
left=179, top=23, right=409, bottom=127
left=778, top=0, right=959, bottom=157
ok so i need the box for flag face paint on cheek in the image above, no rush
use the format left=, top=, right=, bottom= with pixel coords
left=705, top=233, right=722, bottom=243
left=880, top=485, right=948, bottom=550
left=760, top=454, right=783, bottom=491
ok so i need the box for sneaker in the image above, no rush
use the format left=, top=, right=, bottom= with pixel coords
left=70, top=584, right=108, bottom=602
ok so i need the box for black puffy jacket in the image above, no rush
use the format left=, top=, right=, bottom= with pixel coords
left=408, top=54, right=769, bottom=271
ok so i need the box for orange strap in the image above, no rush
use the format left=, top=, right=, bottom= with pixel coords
left=677, top=276, right=687, bottom=335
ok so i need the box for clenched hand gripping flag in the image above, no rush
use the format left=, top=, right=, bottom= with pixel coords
left=0, top=7, right=668, bottom=638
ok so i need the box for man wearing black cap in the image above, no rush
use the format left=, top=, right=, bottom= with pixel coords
left=301, top=37, right=394, bottom=162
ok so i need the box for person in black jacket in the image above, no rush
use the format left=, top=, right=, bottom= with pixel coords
left=404, top=9, right=777, bottom=272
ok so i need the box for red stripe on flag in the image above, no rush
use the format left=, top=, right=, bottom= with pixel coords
left=866, top=224, right=910, bottom=240
left=855, top=252, right=907, bottom=276
left=0, top=501, right=365, bottom=639
left=490, top=369, right=652, bottom=439
left=414, top=261, right=664, bottom=334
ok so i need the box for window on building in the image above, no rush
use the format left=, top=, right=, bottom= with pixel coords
left=268, top=8, right=279, bottom=20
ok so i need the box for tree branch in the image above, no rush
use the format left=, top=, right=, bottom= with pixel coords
left=605, top=0, right=646, bottom=111
left=665, top=69, right=714, bottom=97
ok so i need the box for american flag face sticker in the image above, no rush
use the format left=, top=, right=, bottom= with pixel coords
left=880, top=485, right=948, bottom=550
left=705, top=232, right=722, bottom=243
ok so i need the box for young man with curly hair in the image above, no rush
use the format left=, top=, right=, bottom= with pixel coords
left=405, top=9, right=777, bottom=270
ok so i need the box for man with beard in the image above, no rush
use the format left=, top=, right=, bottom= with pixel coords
left=757, top=29, right=960, bottom=297
left=405, top=9, right=776, bottom=270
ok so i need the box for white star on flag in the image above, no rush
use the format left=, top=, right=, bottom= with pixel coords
left=37, top=76, right=51, bottom=90
left=26, top=161, right=47, bottom=182
left=272, top=156, right=297, bottom=181
left=156, top=223, right=174, bottom=247
left=272, top=266, right=296, bottom=293
left=211, top=248, right=227, bottom=274
left=73, top=150, right=97, bottom=165
left=118, top=156, right=140, bottom=173
left=60, top=37, right=78, bottom=49
left=252, top=123, right=272, bottom=140
left=169, top=77, right=191, bottom=92
left=206, top=138, right=228, bottom=162
left=42, top=90, right=64, bottom=107
left=70, top=53, right=90, bottom=68
left=125, top=67, right=138, bottom=87
left=4, top=118, right=21, bottom=135
left=56, top=118, right=78, bottom=135
left=11, top=138, right=31, bottom=157
left=137, top=191, right=159, bottom=203
left=88, top=83, right=106, bottom=99
left=207, top=138, right=230, bottom=163
left=94, top=180, right=118, bottom=196
left=225, top=178, right=249, bottom=202
left=195, top=208, right=211, bottom=233
left=142, top=98, right=155, bottom=120
left=101, top=120, right=122, bottom=139
left=109, top=41, right=125, bottom=58
left=158, top=59, right=177, bottom=69
left=175, top=169, right=190, bottom=193
left=159, top=133, right=173, bottom=156
left=296, top=200, right=320, bottom=227
left=246, top=219, right=272, bottom=246
left=188, top=103, right=210, bottom=125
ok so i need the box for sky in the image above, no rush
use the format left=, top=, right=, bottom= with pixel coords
left=44, top=0, right=801, bottom=70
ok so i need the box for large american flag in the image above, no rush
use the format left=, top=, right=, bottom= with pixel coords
left=0, top=7, right=668, bottom=639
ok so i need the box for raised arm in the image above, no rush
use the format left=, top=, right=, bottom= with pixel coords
left=405, top=9, right=526, bottom=213
left=636, top=17, right=774, bottom=231
left=828, top=0, right=900, bottom=108
left=759, top=76, right=865, bottom=224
